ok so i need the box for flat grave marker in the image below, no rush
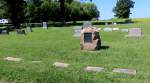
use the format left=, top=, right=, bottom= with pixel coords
left=113, top=28, right=119, bottom=31
left=85, top=66, right=104, bottom=72
left=4, top=57, right=22, bottom=62
left=53, top=62, right=69, bottom=68
left=126, top=28, right=142, bottom=37
left=113, top=68, right=136, bottom=75
left=121, top=29, right=129, bottom=32
left=103, top=28, right=113, bottom=32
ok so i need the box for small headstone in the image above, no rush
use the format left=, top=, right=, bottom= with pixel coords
left=73, top=26, right=82, bottom=37
left=16, top=29, right=26, bottom=35
left=43, top=22, right=48, bottom=29
left=0, top=29, right=9, bottom=34
left=103, top=28, right=113, bottom=32
left=121, top=29, right=129, bottom=32
left=26, top=26, right=33, bottom=32
left=53, top=62, right=69, bottom=68
left=113, top=68, right=136, bottom=75
left=126, top=28, right=142, bottom=37
left=105, top=22, right=108, bottom=26
left=82, top=21, right=92, bottom=29
left=113, top=22, right=117, bottom=25
left=85, top=66, right=104, bottom=72
left=113, top=28, right=119, bottom=31
left=4, top=57, right=22, bottom=62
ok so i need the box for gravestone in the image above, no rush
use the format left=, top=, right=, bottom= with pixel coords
left=113, top=28, right=119, bottom=31
left=126, top=28, right=142, bottom=37
left=43, top=22, right=48, bottom=29
left=85, top=66, right=104, bottom=72
left=80, top=27, right=101, bottom=51
left=105, top=22, right=108, bottom=26
left=103, top=28, right=113, bottom=32
left=121, top=29, right=129, bottom=32
left=53, top=62, right=69, bottom=68
left=0, top=29, right=9, bottom=35
left=82, top=21, right=92, bottom=29
left=16, top=29, right=26, bottom=35
left=27, top=26, right=33, bottom=32
left=4, top=57, right=22, bottom=62
left=113, top=68, right=136, bottom=75
left=73, top=26, right=82, bottom=37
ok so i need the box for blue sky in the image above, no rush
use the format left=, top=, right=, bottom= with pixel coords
left=82, top=0, right=150, bottom=19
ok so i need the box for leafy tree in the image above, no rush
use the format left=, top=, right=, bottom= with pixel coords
left=81, top=3, right=99, bottom=20
left=113, top=0, right=135, bottom=18
left=0, top=0, right=7, bottom=18
left=4, top=0, right=26, bottom=29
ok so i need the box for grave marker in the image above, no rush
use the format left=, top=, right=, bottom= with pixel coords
left=73, top=26, right=82, bottom=37
left=43, top=22, right=48, bottom=29
left=126, top=28, right=142, bottom=37
left=80, top=27, right=101, bottom=51
left=103, top=28, right=113, bottom=32
left=4, top=57, right=22, bottom=62
left=53, top=62, right=69, bottom=68
left=121, top=29, right=129, bottom=32
left=82, top=21, right=92, bottom=29
left=113, top=28, right=119, bottom=31
left=85, top=66, right=104, bottom=72
left=113, top=68, right=136, bottom=75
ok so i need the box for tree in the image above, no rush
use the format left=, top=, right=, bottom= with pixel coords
left=113, top=0, right=134, bottom=18
left=3, top=0, right=26, bottom=29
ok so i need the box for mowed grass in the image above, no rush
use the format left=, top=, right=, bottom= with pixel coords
left=0, top=19, right=150, bottom=83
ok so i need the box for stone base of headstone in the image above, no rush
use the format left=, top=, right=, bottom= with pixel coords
left=113, top=68, right=136, bottom=75
left=53, top=62, right=69, bottom=68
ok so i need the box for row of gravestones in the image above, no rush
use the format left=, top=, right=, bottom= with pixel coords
left=0, top=22, right=48, bottom=35
left=74, top=21, right=142, bottom=38
left=3, top=57, right=136, bottom=75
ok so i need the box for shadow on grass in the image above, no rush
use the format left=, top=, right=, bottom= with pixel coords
left=100, top=45, right=109, bottom=50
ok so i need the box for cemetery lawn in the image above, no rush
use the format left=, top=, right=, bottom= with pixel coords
left=0, top=19, right=150, bottom=83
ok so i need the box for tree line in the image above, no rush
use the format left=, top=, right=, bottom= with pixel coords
left=0, top=0, right=134, bottom=29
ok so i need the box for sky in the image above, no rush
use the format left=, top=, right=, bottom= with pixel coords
left=82, top=0, right=150, bottom=20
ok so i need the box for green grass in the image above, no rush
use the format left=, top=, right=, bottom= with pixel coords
left=0, top=18, right=150, bottom=83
